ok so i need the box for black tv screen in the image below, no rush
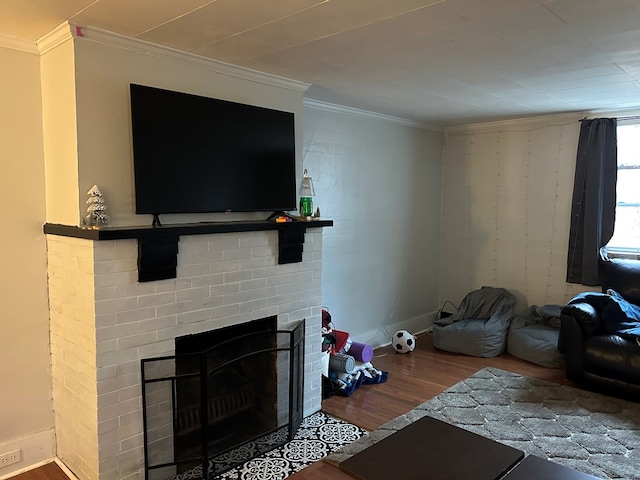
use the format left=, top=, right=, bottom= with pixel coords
left=130, top=84, right=297, bottom=215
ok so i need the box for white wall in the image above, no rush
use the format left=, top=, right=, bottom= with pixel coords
left=440, top=115, right=592, bottom=313
left=0, top=46, right=55, bottom=477
left=70, top=29, right=306, bottom=227
left=302, top=104, right=444, bottom=346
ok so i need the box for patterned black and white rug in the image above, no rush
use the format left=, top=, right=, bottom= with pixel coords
left=175, top=411, right=367, bottom=480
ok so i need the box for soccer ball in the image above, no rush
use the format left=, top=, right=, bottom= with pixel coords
left=393, top=330, right=416, bottom=353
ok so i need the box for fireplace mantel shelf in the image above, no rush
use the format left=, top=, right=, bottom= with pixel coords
left=43, top=218, right=333, bottom=240
left=44, top=218, right=333, bottom=281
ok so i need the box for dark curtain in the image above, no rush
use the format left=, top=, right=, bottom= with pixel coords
left=566, top=118, right=617, bottom=286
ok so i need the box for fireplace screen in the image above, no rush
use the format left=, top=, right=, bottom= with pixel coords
left=141, top=318, right=305, bottom=480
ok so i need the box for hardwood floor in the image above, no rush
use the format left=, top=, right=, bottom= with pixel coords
left=289, top=332, right=571, bottom=480
left=9, top=462, right=69, bottom=480
left=12, top=333, right=571, bottom=480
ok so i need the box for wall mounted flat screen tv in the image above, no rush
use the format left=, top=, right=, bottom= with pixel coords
left=130, top=84, right=297, bottom=216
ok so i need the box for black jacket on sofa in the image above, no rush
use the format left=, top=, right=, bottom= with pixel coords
left=560, top=255, right=640, bottom=401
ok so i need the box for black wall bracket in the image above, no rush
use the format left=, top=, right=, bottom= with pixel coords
left=138, top=236, right=179, bottom=282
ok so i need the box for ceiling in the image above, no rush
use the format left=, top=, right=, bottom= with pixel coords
left=3, top=0, right=640, bottom=126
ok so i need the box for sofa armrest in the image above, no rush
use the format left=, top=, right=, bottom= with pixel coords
left=561, top=302, right=603, bottom=336
left=559, top=313, right=585, bottom=382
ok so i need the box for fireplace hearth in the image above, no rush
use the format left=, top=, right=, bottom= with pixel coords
left=141, top=318, right=305, bottom=480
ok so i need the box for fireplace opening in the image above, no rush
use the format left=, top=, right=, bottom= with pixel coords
left=141, top=317, right=305, bottom=480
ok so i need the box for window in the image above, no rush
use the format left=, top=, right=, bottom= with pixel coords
left=607, top=123, right=640, bottom=256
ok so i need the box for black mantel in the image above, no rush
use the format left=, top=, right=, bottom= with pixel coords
left=44, top=218, right=333, bottom=282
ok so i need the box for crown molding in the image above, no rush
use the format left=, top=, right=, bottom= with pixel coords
left=42, top=22, right=309, bottom=92
left=303, top=98, right=443, bottom=131
left=444, top=111, right=585, bottom=134
left=36, top=22, right=75, bottom=55
left=0, top=33, right=38, bottom=54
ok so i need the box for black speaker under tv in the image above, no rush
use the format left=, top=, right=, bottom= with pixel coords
left=130, top=84, right=297, bottom=220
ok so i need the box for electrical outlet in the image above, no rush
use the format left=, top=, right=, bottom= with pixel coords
left=0, top=449, right=21, bottom=468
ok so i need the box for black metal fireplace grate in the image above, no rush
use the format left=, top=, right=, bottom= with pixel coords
left=141, top=319, right=305, bottom=480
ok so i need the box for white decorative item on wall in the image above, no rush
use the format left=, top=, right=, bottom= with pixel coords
left=84, top=185, right=109, bottom=228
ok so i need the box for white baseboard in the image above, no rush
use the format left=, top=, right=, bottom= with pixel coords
left=0, top=429, right=55, bottom=480
left=355, top=311, right=437, bottom=349
left=55, top=458, right=79, bottom=480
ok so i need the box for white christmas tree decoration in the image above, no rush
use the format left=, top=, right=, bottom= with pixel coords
left=85, top=184, right=109, bottom=228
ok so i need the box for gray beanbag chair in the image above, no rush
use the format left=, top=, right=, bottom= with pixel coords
left=507, top=304, right=564, bottom=368
left=433, top=286, right=516, bottom=357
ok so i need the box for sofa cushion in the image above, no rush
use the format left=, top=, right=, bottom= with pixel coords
left=583, top=334, right=640, bottom=383
left=601, top=289, right=640, bottom=338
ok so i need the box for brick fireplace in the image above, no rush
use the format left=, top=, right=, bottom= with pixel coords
left=45, top=225, right=327, bottom=480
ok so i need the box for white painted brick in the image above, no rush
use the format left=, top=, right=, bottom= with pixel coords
left=94, top=240, right=137, bottom=261
left=266, top=273, right=292, bottom=286
left=98, top=391, right=119, bottom=410
left=100, top=397, right=140, bottom=423
left=47, top=228, right=329, bottom=480
left=114, top=258, right=137, bottom=272
left=179, top=236, right=210, bottom=252
left=97, top=365, right=117, bottom=381
left=224, top=269, right=253, bottom=283
left=136, top=315, right=177, bottom=334
left=211, top=283, right=240, bottom=296
left=277, top=300, right=303, bottom=314
left=94, top=260, right=115, bottom=275
left=250, top=306, right=279, bottom=321
left=222, top=247, right=252, bottom=261
left=156, top=323, right=192, bottom=343
left=176, top=263, right=210, bottom=277
left=251, top=246, right=277, bottom=258
left=252, top=265, right=279, bottom=279
left=117, top=332, right=158, bottom=351
left=210, top=259, right=240, bottom=274
left=115, top=282, right=157, bottom=298
left=96, top=297, right=139, bottom=315
left=239, top=233, right=271, bottom=248
left=175, top=286, right=210, bottom=301
left=155, top=279, right=180, bottom=293
left=98, top=348, right=143, bottom=369
left=239, top=256, right=272, bottom=270
left=118, top=359, right=142, bottom=376
left=137, top=291, right=176, bottom=307
left=207, top=234, right=242, bottom=250
left=240, top=278, right=267, bottom=291
left=184, top=251, right=223, bottom=265
left=208, top=304, right=242, bottom=322
left=118, top=385, right=143, bottom=403
left=240, top=298, right=267, bottom=313
left=156, top=301, right=192, bottom=317
left=176, top=309, right=211, bottom=324
left=95, top=271, right=138, bottom=288
left=138, top=340, right=174, bottom=359
left=115, top=307, right=157, bottom=325
left=97, top=339, right=118, bottom=354
left=190, top=273, right=224, bottom=287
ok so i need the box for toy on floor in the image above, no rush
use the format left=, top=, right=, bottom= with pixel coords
left=393, top=329, right=416, bottom=353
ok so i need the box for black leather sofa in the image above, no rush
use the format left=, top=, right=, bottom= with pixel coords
left=560, top=254, right=640, bottom=401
